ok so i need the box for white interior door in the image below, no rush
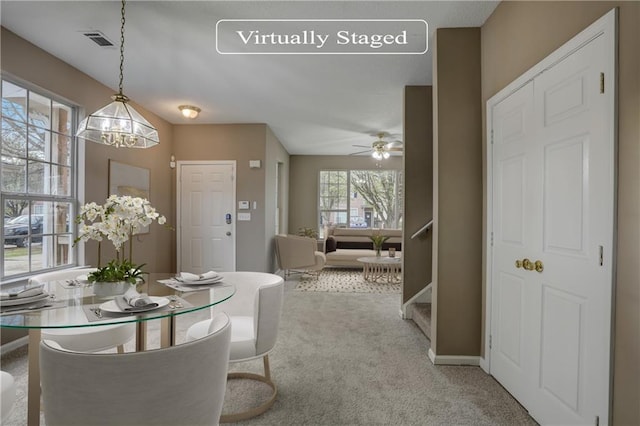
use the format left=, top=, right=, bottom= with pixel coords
left=490, top=80, right=537, bottom=407
left=178, top=162, right=236, bottom=273
left=489, top=12, right=614, bottom=426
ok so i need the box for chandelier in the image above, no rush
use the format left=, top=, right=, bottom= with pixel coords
left=76, top=0, right=159, bottom=148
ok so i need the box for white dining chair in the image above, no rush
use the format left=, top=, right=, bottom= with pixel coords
left=186, top=272, right=285, bottom=422
left=0, top=371, right=16, bottom=423
left=29, top=268, right=135, bottom=353
left=40, top=312, right=231, bottom=426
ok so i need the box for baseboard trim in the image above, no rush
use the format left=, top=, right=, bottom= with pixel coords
left=479, top=357, right=490, bottom=373
left=1, top=336, right=28, bottom=354
left=401, top=282, right=432, bottom=319
left=428, top=348, right=481, bottom=366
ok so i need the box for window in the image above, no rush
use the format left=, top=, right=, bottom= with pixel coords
left=1, top=79, right=77, bottom=280
left=319, top=169, right=403, bottom=235
left=319, top=170, right=348, bottom=230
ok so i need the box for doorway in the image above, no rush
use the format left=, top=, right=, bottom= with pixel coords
left=176, top=161, right=236, bottom=273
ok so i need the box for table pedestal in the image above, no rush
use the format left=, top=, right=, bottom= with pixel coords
left=358, top=257, right=402, bottom=283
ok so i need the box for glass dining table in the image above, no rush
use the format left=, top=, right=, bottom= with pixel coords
left=0, top=272, right=235, bottom=426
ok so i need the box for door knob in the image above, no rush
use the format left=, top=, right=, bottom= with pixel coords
left=515, top=258, right=543, bottom=272
left=226, top=232, right=231, bottom=236
left=515, top=258, right=534, bottom=270
left=522, top=258, right=534, bottom=271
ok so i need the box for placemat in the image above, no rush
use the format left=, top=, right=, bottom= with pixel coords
left=81, top=296, right=193, bottom=322
left=0, top=299, right=65, bottom=315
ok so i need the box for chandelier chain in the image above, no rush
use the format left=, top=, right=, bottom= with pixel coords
left=118, top=0, right=126, bottom=95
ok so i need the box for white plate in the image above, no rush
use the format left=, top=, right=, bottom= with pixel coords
left=99, top=296, right=170, bottom=313
left=0, top=292, right=49, bottom=307
left=177, top=276, right=224, bottom=285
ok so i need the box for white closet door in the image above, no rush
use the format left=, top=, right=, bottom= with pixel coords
left=529, top=33, right=612, bottom=426
left=489, top=18, right=614, bottom=425
left=490, top=80, right=537, bottom=407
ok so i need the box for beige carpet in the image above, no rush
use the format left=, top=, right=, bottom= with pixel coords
left=295, top=268, right=401, bottom=293
left=1, top=279, right=536, bottom=426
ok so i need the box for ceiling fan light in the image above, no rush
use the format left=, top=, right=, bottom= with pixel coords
left=179, top=105, right=201, bottom=119
left=383, top=151, right=390, bottom=159
left=372, top=151, right=382, bottom=160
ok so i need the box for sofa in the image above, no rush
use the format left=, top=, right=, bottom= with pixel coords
left=324, top=228, right=402, bottom=267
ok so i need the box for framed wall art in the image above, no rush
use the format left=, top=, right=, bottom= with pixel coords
left=108, top=159, right=151, bottom=234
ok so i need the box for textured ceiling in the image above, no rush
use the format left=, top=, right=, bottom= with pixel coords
left=1, top=1, right=499, bottom=155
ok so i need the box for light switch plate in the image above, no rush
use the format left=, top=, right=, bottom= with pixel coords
left=238, top=201, right=250, bottom=210
left=237, top=212, right=251, bottom=221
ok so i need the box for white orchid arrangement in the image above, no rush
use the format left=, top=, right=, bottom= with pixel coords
left=75, top=195, right=168, bottom=282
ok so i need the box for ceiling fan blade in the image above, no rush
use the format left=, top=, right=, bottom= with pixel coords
left=352, top=144, right=372, bottom=148
left=349, top=150, right=371, bottom=156
left=385, top=141, right=404, bottom=151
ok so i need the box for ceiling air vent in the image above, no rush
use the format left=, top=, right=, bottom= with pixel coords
left=82, top=31, right=114, bottom=47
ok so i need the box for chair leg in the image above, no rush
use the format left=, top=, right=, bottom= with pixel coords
left=220, top=354, right=277, bottom=423
left=263, top=354, right=271, bottom=381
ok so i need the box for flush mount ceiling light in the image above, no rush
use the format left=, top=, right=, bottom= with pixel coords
left=178, top=105, right=201, bottom=119
left=76, top=0, right=159, bottom=148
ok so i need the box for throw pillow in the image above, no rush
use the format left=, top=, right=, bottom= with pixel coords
left=325, top=236, right=337, bottom=253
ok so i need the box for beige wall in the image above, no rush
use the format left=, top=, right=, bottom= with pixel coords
left=402, top=86, right=433, bottom=304
left=288, top=155, right=402, bottom=235
left=431, top=28, right=483, bottom=357
left=481, top=2, right=640, bottom=424
left=1, top=28, right=175, bottom=273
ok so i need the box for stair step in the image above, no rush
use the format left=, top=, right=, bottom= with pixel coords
left=411, top=302, right=431, bottom=340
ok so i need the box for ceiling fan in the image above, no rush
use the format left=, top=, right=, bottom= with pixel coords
left=350, top=132, right=404, bottom=160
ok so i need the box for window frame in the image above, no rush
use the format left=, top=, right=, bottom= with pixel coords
left=1, top=76, right=80, bottom=282
left=318, top=168, right=403, bottom=236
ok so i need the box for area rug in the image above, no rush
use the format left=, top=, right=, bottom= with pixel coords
left=295, top=268, right=401, bottom=294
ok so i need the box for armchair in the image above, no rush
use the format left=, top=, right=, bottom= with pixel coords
left=30, top=268, right=135, bottom=353
left=186, top=272, right=284, bottom=422
left=274, top=234, right=326, bottom=278
left=40, top=313, right=232, bottom=426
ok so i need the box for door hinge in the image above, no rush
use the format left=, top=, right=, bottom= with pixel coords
left=595, top=415, right=600, bottom=426
left=600, top=73, right=605, bottom=94
left=491, top=129, right=494, bottom=145
left=599, top=245, right=604, bottom=266
left=489, top=335, right=492, bottom=349
left=490, top=232, right=494, bottom=247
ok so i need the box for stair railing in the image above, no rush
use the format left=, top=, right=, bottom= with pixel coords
left=410, top=219, right=433, bottom=240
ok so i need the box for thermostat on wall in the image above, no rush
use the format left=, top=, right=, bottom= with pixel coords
left=238, top=201, right=250, bottom=210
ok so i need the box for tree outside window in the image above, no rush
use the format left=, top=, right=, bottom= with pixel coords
left=1, top=79, right=77, bottom=279
left=318, top=169, right=402, bottom=235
